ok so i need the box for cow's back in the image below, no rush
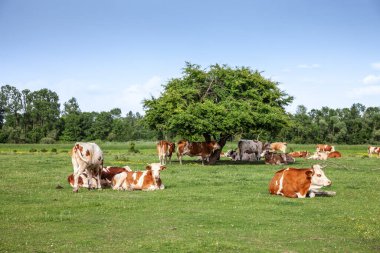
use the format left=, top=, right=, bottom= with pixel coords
left=269, top=168, right=313, bottom=198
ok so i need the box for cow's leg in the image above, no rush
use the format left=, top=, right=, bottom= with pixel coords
left=178, top=153, right=182, bottom=165
left=86, top=170, right=93, bottom=190
left=95, top=167, right=102, bottom=190
left=73, top=166, right=84, bottom=193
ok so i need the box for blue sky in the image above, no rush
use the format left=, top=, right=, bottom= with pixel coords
left=1, top=0, right=380, bottom=114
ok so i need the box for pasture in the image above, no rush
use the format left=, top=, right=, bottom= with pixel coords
left=0, top=142, right=379, bottom=252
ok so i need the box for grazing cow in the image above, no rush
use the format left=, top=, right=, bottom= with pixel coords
left=289, top=151, right=310, bottom=158
left=157, top=140, right=176, bottom=165
left=264, top=151, right=295, bottom=165
left=112, top=163, right=166, bottom=191
left=177, top=140, right=221, bottom=165
left=316, top=144, right=335, bottom=152
left=68, top=166, right=131, bottom=188
left=328, top=151, right=342, bottom=158
left=269, top=164, right=332, bottom=198
left=238, top=140, right=263, bottom=161
left=71, top=142, right=104, bottom=192
left=308, top=151, right=328, bottom=160
left=368, top=146, right=380, bottom=157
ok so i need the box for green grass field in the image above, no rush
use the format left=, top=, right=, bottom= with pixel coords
left=0, top=142, right=379, bottom=252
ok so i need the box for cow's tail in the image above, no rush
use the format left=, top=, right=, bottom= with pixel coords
left=73, top=146, right=90, bottom=164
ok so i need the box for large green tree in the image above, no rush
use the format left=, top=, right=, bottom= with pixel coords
left=143, top=63, right=293, bottom=164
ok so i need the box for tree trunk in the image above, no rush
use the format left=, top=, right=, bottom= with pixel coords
left=207, top=134, right=230, bottom=165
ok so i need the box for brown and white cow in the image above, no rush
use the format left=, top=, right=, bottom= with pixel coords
left=67, top=173, right=99, bottom=189
left=157, top=140, right=175, bottom=165
left=308, top=151, right=328, bottom=161
left=264, top=151, right=295, bottom=165
left=112, top=163, right=166, bottom=191
left=262, top=142, right=287, bottom=155
left=368, top=146, right=380, bottom=157
left=316, top=144, right=335, bottom=152
left=328, top=151, right=342, bottom=158
left=177, top=140, right=221, bottom=165
left=269, top=164, right=332, bottom=198
left=71, top=142, right=104, bottom=192
left=68, top=166, right=131, bottom=189
left=289, top=151, right=310, bottom=158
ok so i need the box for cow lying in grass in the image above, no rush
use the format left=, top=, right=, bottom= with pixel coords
left=269, top=164, right=333, bottom=198
left=112, top=163, right=166, bottom=191
left=68, top=166, right=131, bottom=189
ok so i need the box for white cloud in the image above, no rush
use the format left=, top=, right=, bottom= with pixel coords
left=347, top=85, right=380, bottom=98
left=120, top=76, right=163, bottom=113
left=371, top=62, right=380, bottom=70
left=362, top=75, right=380, bottom=85
left=297, top=64, right=320, bottom=69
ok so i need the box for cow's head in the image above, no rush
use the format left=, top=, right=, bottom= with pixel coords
left=310, top=164, right=332, bottom=190
left=168, top=143, right=176, bottom=153
left=146, top=163, right=166, bottom=181
left=211, top=141, right=221, bottom=152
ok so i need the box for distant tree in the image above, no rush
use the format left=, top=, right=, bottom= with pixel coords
left=143, top=63, right=293, bottom=164
left=61, top=98, right=82, bottom=141
left=91, top=111, right=113, bottom=140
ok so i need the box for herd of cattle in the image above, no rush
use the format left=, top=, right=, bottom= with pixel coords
left=67, top=140, right=380, bottom=198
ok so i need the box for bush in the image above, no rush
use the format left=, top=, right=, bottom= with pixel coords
left=40, top=148, right=48, bottom=153
left=128, top=142, right=140, bottom=153
left=51, top=148, right=57, bottom=153
left=29, top=148, right=37, bottom=153
left=40, top=137, right=56, bottom=144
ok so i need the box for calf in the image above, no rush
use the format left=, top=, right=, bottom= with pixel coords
left=289, top=151, right=310, bottom=158
left=269, top=164, right=332, bottom=198
left=368, top=146, right=380, bottom=157
left=157, top=140, right=175, bottom=165
left=68, top=166, right=131, bottom=188
left=316, top=144, right=335, bottom=152
left=177, top=140, right=221, bottom=165
left=112, top=163, right=166, bottom=191
left=71, top=142, right=103, bottom=192
left=264, top=151, right=295, bottom=165
left=328, top=151, right=342, bottom=158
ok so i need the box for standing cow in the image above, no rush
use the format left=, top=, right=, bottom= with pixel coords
left=269, top=164, right=332, bottom=198
left=316, top=144, right=335, bottom=152
left=177, top=140, right=221, bottom=165
left=238, top=140, right=263, bottom=161
left=368, top=146, right=380, bottom=158
left=157, top=140, right=176, bottom=165
left=262, top=142, right=287, bottom=154
left=71, top=142, right=104, bottom=193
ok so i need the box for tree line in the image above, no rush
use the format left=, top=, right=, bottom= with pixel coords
left=0, top=85, right=156, bottom=143
left=1, top=82, right=380, bottom=145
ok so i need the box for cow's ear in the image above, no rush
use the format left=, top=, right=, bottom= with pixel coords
left=160, top=165, right=166, bottom=171
left=305, top=170, right=313, bottom=178
left=146, top=165, right=152, bottom=170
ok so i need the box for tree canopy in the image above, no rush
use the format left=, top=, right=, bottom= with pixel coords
left=143, top=63, right=294, bottom=163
